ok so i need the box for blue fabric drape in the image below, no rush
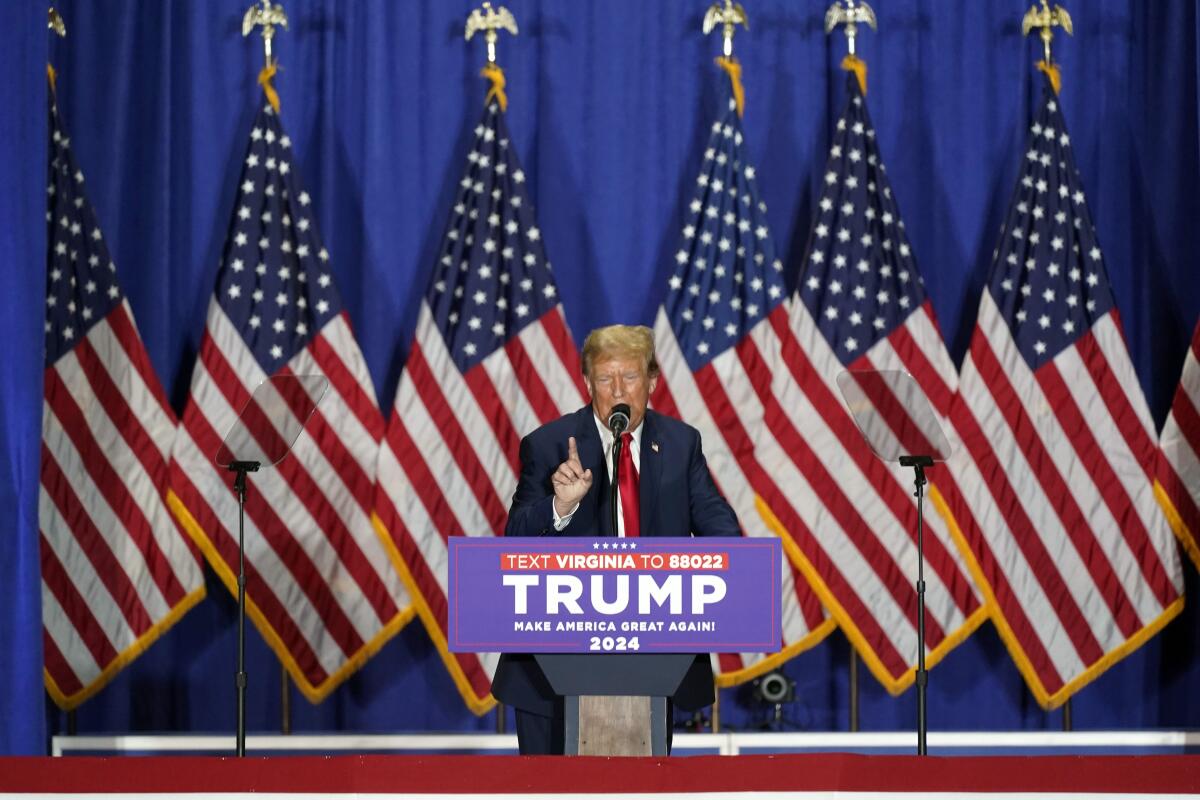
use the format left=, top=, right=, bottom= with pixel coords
left=1, top=1, right=1196, bottom=748
left=0, top=4, right=48, bottom=755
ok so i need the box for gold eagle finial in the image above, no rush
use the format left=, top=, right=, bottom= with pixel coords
left=1022, top=0, right=1072, bottom=65
left=242, top=0, right=289, bottom=68
left=824, top=0, right=877, bottom=57
left=465, top=2, right=519, bottom=65
left=702, top=1, right=749, bottom=59
left=48, top=7, right=66, bottom=37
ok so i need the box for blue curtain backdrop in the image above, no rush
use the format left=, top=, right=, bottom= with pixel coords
left=1, top=1, right=1198, bottom=752
left=0, top=2, right=48, bottom=756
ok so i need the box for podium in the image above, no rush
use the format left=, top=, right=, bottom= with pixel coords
left=449, top=536, right=780, bottom=756
left=534, top=653, right=695, bottom=756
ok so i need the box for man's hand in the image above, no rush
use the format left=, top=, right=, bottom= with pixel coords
left=551, top=436, right=592, bottom=517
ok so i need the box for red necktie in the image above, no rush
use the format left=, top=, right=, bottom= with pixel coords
left=617, top=432, right=640, bottom=537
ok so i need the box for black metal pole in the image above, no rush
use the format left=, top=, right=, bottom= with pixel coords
left=849, top=648, right=859, bottom=733
left=229, top=460, right=259, bottom=758
left=610, top=436, right=622, bottom=538
left=235, top=467, right=248, bottom=757
left=281, top=665, right=291, bottom=735
left=1062, top=698, right=1072, bottom=732
left=915, top=470, right=928, bottom=756
left=899, top=455, right=933, bottom=757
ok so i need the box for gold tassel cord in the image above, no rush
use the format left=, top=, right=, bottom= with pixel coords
left=258, top=62, right=281, bottom=113
left=715, top=56, right=745, bottom=118
left=47, top=63, right=58, bottom=94
left=841, top=53, right=868, bottom=95
left=1036, top=59, right=1062, bottom=96
left=481, top=63, right=508, bottom=111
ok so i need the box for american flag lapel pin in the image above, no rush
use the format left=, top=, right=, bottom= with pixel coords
left=651, top=442, right=659, bottom=453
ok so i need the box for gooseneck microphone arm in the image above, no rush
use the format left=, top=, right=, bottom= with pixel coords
left=607, top=404, right=631, bottom=537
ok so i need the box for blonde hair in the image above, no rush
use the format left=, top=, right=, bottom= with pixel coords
left=581, top=324, right=660, bottom=379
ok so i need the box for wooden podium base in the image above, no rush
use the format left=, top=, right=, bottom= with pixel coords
left=566, top=695, right=668, bottom=756
left=578, top=696, right=651, bottom=756
left=535, top=654, right=686, bottom=756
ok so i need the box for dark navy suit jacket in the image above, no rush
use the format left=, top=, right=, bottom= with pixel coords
left=492, top=405, right=740, bottom=716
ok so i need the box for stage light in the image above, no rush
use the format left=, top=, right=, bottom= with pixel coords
left=752, top=669, right=796, bottom=730
left=754, top=670, right=795, bottom=704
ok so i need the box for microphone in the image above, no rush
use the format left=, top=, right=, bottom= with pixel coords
left=607, top=403, right=631, bottom=436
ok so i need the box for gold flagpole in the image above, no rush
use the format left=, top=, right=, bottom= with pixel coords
left=47, top=6, right=70, bottom=729
left=703, top=0, right=748, bottom=60
left=1022, top=0, right=1073, bottom=67
left=703, top=0, right=749, bottom=118
left=824, top=0, right=876, bottom=94
left=466, top=2, right=519, bottom=112
left=47, top=6, right=66, bottom=92
left=824, top=0, right=876, bottom=57
left=824, top=0, right=878, bottom=733
left=1021, top=0, right=1073, bottom=95
left=465, top=2, right=518, bottom=67
left=242, top=0, right=288, bottom=69
left=465, top=3, right=519, bottom=730
left=48, top=6, right=65, bottom=36
left=242, top=0, right=288, bottom=113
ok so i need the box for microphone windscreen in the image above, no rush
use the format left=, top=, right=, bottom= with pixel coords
left=608, top=403, right=631, bottom=432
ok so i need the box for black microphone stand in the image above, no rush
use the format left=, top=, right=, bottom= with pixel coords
left=610, top=434, right=622, bottom=538
left=607, top=405, right=629, bottom=538
left=898, top=454, right=933, bottom=756
left=227, top=459, right=260, bottom=757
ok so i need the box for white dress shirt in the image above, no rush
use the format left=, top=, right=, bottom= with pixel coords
left=552, top=413, right=642, bottom=536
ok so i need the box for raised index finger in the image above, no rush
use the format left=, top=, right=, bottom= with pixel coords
left=567, top=436, right=580, bottom=464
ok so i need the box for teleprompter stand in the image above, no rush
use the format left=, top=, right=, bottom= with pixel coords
left=215, top=374, right=328, bottom=756
left=534, top=653, right=694, bottom=756
left=836, top=369, right=952, bottom=756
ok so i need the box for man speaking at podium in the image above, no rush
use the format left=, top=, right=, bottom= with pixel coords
left=493, top=324, right=740, bottom=754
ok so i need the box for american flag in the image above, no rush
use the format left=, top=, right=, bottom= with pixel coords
left=753, top=74, right=984, bottom=690
left=1156, top=317, right=1200, bottom=572
left=373, top=99, right=587, bottom=713
left=168, top=102, right=411, bottom=703
left=937, top=79, right=1184, bottom=706
left=650, top=88, right=833, bottom=684
left=41, top=98, right=205, bottom=709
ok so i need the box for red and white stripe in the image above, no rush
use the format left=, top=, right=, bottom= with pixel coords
left=373, top=304, right=587, bottom=712
left=41, top=300, right=205, bottom=709
left=738, top=299, right=983, bottom=689
left=1158, top=318, right=1200, bottom=572
left=653, top=309, right=832, bottom=682
left=170, top=302, right=409, bottom=702
left=939, top=291, right=1183, bottom=705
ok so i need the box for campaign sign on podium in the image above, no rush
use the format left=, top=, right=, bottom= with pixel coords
left=447, top=537, right=782, bottom=653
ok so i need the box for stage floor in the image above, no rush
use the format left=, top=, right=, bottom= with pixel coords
left=3, top=752, right=1200, bottom=797
left=7, top=753, right=1200, bottom=796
